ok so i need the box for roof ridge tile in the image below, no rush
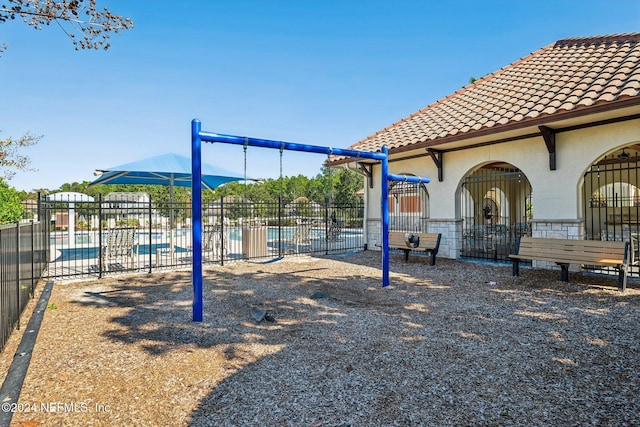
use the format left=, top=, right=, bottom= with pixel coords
left=554, top=33, right=640, bottom=48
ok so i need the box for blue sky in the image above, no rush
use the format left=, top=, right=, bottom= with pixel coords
left=2, top=0, right=639, bottom=192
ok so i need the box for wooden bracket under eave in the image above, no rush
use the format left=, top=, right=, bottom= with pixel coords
left=539, top=126, right=557, bottom=170
left=427, top=149, right=443, bottom=181
left=359, top=163, right=374, bottom=188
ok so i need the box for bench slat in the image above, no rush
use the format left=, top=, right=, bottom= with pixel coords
left=516, top=249, right=627, bottom=259
left=511, top=254, right=623, bottom=266
left=518, top=244, right=627, bottom=253
left=513, top=237, right=627, bottom=263
left=517, top=238, right=625, bottom=250
left=387, top=232, right=439, bottom=250
left=516, top=247, right=626, bottom=260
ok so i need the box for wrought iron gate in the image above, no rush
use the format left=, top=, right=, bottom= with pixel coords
left=584, top=148, right=640, bottom=275
left=460, top=162, right=533, bottom=262
left=387, top=181, right=429, bottom=232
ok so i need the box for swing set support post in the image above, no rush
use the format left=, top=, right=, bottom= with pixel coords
left=191, top=119, right=204, bottom=322
left=381, top=146, right=390, bottom=287
left=190, top=119, right=429, bottom=322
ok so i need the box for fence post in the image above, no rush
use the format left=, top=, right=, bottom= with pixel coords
left=325, top=197, right=330, bottom=255
left=148, top=195, right=153, bottom=274
left=220, top=196, right=225, bottom=266
left=30, top=220, right=35, bottom=297
left=98, top=194, right=103, bottom=279
left=39, top=193, right=50, bottom=268
left=15, top=222, right=20, bottom=330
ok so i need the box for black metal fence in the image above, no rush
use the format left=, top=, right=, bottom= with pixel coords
left=387, top=181, right=430, bottom=233
left=460, top=163, right=533, bottom=262
left=584, top=149, right=640, bottom=275
left=43, top=195, right=364, bottom=280
left=0, top=220, right=50, bottom=352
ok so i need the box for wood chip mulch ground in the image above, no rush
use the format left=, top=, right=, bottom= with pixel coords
left=1, top=251, right=639, bottom=426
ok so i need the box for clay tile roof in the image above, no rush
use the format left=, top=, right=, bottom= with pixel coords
left=346, top=33, right=640, bottom=156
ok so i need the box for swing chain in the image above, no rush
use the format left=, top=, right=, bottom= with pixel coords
left=243, top=138, right=249, bottom=218
left=326, top=150, right=334, bottom=204
left=279, top=143, right=284, bottom=198
left=243, top=138, right=249, bottom=183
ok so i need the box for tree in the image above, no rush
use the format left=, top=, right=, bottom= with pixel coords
left=0, top=0, right=134, bottom=52
left=0, top=178, right=25, bottom=223
left=334, top=168, right=362, bottom=207
left=0, top=131, right=41, bottom=180
left=1, top=2, right=133, bottom=183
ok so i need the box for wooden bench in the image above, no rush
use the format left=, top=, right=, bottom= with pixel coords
left=509, top=236, right=631, bottom=291
left=377, top=231, right=442, bottom=266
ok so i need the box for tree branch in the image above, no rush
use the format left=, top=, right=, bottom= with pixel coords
left=0, top=1, right=133, bottom=51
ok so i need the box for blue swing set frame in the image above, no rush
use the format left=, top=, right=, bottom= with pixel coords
left=191, top=119, right=430, bottom=321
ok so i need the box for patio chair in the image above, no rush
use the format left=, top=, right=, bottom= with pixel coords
left=327, top=217, right=344, bottom=242
left=102, top=228, right=137, bottom=270
left=286, top=219, right=315, bottom=253
left=203, top=224, right=228, bottom=260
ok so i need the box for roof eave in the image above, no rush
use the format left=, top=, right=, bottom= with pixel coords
left=389, top=96, right=640, bottom=156
left=329, top=96, right=640, bottom=167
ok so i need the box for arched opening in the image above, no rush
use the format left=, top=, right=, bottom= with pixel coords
left=460, top=162, right=532, bottom=262
left=583, top=145, right=640, bottom=272
left=388, top=177, right=429, bottom=232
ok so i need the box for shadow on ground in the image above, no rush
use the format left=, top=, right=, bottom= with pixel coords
left=65, top=251, right=640, bottom=426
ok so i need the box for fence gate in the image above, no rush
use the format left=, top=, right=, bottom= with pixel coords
left=387, top=181, right=429, bottom=232
left=584, top=148, right=640, bottom=276
left=460, top=162, right=533, bottom=262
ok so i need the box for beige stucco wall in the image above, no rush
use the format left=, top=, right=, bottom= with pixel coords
left=365, top=118, right=640, bottom=257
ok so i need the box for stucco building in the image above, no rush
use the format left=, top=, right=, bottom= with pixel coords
left=333, top=33, right=640, bottom=273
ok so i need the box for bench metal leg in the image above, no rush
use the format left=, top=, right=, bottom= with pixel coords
left=512, top=259, right=520, bottom=276
left=426, top=249, right=437, bottom=266
left=618, top=265, right=628, bottom=292
left=402, top=250, right=410, bottom=263
left=559, top=263, right=569, bottom=282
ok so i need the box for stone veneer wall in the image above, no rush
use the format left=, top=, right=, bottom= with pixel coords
left=530, top=219, right=585, bottom=270
left=366, top=219, right=382, bottom=250
left=425, top=219, right=462, bottom=259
